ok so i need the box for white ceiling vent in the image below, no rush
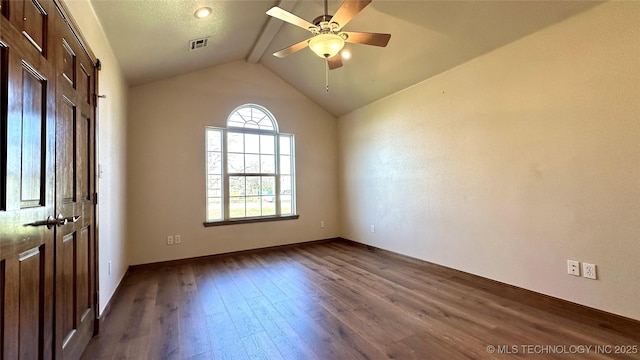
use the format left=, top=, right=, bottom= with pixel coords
left=189, top=37, right=209, bottom=51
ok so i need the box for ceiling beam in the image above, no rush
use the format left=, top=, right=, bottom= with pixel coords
left=247, top=0, right=299, bottom=64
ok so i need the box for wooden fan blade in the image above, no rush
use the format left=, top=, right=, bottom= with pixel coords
left=330, top=0, right=372, bottom=30
left=266, top=7, right=316, bottom=31
left=273, top=39, right=310, bottom=58
left=343, top=31, right=391, bottom=47
left=327, top=55, right=343, bottom=70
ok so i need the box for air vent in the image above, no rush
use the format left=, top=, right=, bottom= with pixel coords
left=189, top=37, right=209, bottom=51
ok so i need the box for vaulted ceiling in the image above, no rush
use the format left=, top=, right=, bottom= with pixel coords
left=89, top=0, right=601, bottom=117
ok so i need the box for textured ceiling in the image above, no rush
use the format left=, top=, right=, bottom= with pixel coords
left=90, top=0, right=601, bottom=117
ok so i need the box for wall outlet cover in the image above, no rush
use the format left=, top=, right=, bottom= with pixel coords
left=583, top=263, right=597, bottom=280
left=567, top=260, right=580, bottom=276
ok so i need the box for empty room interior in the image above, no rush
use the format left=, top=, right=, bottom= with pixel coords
left=1, top=0, right=639, bottom=359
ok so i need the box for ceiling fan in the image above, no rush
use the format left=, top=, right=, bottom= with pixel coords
left=266, top=0, right=391, bottom=70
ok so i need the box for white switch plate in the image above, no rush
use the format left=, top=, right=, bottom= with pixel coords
left=567, top=260, right=580, bottom=276
left=320, top=220, right=325, bottom=228
left=175, top=235, right=182, bottom=244
left=371, top=225, right=375, bottom=233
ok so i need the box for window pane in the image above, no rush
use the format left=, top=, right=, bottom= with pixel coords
left=260, top=135, right=275, bottom=154
left=207, top=175, right=222, bottom=197
left=230, top=197, right=245, bottom=218
left=280, top=155, right=291, bottom=175
left=262, top=199, right=276, bottom=216
left=207, top=152, right=222, bottom=174
left=246, top=154, right=260, bottom=173
left=262, top=176, right=275, bottom=196
left=245, top=122, right=260, bottom=130
left=228, top=153, right=245, bottom=173
left=257, top=116, right=274, bottom=131
left=238, top=107, right=252, bottom=120
left=280, top=175, right=291, bottom=193
left=280, top=195, right=292, bottom=215
left=230, top=176, right=245, bottom=196
left=246, top=196, right=260, bottom=217
left=261, top=155, right=275, bottom=174
left=280, top=135, right=291, bottom=155
left=245, top=133, right=260, bottom=154
left=228, top=113, right=246, bottom=128
left=207, top=198, right=222, bottom=220
left=246, top=177, right=260, bottom=196
left=207, top=129, right=222, bottom=151
left=228, top=132, right=244, bottom=153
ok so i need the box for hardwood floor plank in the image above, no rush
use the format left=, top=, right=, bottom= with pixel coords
left=112, top=334, right=151, bottom=359
left=240, top=331, right=284, bottom=360
left=193, top=262, right=227, bottom=317
left=205, top=312, right=248, bottom=359
left=119, top=278, right=158, bottom=341
left=178, top=289, right=211, bottom=359
left=147, top=303, right=180, bottom=360
left=245, top=296, right=320, bottom=360
left=81, top=240, right=640, bottom=360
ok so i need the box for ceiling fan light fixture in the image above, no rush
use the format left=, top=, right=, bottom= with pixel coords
left=309, top=33, right=345, bottom=58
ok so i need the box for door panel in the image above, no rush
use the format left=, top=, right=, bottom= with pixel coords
left=78, top=115, right=90, bottom=200
left=18, top=245, right=46, bottom=359
left=54, top=19, right=96, bottom=359
left=19, top=64, right=46, bottom=208
left=0, top=14, right=55, bottom=360
left=59, top=96, right=76, bottom=202
left=22, top=0, right=46, bottom=52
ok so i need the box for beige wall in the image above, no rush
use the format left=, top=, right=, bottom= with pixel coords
left=64, top=0, right=130, bottom=315
left=127, top=61, right=339, bottom=265
left=338, top=2, right=640, bottom=321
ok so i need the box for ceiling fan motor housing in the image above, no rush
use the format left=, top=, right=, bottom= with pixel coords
left=313, top=14, right=333, bottom=26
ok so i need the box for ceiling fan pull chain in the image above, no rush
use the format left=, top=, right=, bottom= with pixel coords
left=325, top=59, right=329, bottom=92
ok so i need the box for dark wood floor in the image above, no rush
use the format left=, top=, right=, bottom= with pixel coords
left=81, top=240, right=639, bottom=360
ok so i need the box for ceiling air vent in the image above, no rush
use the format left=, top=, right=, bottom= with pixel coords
left=189, top=37, right=209, bottom=51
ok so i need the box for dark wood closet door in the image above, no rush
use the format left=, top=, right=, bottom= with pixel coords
left=0, top=1, right=56, bottom=357
left=0, top=0, right=98, bottom=358
left=53, top=11, right=97, bottom=360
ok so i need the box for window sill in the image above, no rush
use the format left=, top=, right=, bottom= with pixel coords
left=203, top=215, right=299, bottom=227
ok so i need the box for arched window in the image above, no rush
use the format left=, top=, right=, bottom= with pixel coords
left=205, top=104, right=296, bottom=224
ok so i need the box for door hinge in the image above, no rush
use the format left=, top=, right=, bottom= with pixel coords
left=93, top=192, right=98, bottom=205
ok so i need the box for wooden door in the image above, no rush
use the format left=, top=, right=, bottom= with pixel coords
left=0, top=0, right=56, bottom=358
left=0, top=0, right=98, bottom=359
left=53, top=11, right=97, bottom=360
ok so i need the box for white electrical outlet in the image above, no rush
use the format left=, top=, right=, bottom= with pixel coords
left=371, top=224, right=375, bottom=233
left=108, top=261, right=112, bottom=275
left=320, top=220, right=325, bottom=228
left=567, top=260, right=580, bottom=276
left=167, top=235, right=174, bottom=245
left=175, top=235, right=182, bottom=244
left=583, top=263, right=597, bottom=280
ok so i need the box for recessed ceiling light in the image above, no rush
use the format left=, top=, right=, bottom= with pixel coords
left=194, top=7, right=212, bottom=19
